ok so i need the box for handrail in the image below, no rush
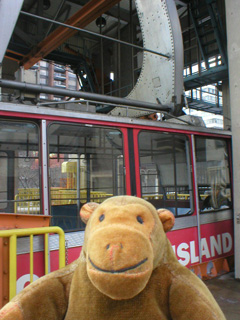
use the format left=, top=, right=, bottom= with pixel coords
left=0, top=227, right=65, bottom=300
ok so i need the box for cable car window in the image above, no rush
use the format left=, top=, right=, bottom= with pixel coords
left=138, top=131, right=193, bottom=216
left=0, top=121, right=40, bottom=214
left=195, top=137, right=232, bottom=212
left=48, top=123, right=125, bottom=231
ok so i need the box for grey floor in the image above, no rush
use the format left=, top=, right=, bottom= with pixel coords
left=205, top=272, right=240, bottom=320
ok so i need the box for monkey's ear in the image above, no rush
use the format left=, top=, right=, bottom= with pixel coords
left=157, top=209, right=175, bottom=232
left=80, top=202, right=99, bottom=224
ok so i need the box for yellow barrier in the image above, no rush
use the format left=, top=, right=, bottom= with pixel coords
left=0, top=227, right=65, bottom=300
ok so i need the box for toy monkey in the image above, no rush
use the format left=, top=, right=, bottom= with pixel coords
left=0, top=196, right=226, bottom=320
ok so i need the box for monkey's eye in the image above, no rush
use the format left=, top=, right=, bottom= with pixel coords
left=137, top=216, right=144, bottom=224
left=99, top=214, right=105, bottom=222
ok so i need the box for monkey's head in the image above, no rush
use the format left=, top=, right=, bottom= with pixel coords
left=80, top=196, right=175, bottom=300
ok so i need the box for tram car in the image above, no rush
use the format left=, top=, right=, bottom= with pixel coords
left=0, top=102, right=233, bottom=298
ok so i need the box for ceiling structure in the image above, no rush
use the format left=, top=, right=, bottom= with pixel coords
left=2, top=0, right=228, bottom=115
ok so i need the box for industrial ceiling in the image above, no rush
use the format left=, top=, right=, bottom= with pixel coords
left=2, top=0, right=228, bottom=114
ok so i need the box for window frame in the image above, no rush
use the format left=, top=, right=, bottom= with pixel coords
left=47, top=121, right=127, bottom=231
left=0, top=119, right=41, bottom=214
left=137, top=129, right=194, bottom=217
left=195, top=136, right=232, bottom=213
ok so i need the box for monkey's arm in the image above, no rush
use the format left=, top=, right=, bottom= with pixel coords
left=0, top=262, right=77, bottom=320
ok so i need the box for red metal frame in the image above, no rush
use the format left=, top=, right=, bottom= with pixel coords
left=121, top=128, right=132, bottom=195
left=190, top=135, right=198, bottom=216
left=40, top=120, right=47, bottom=217
left=0, top=110, right=232, bottom=139
left=132, top=129, right=142, bottom=198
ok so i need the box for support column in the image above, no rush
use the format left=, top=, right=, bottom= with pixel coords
left=225, top=0, right=240, bottom=279
left=222, top=80, right=231, bottom=130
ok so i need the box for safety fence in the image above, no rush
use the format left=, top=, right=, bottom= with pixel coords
left=0, top=227, right=65, bottom=300
left=14, top=188, right=209, bottom=215
left=14, top=188, right=113, bottom=214
left=143, top=193, right=208, bottom=201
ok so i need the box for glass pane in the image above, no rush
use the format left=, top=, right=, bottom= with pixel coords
left=48, top=123, right=125, bottom=231
left=196, top=137, right=232, bottom=212
left=139, top=131, right=192, bottom=216
left=0, top=121, right=40, bottom=213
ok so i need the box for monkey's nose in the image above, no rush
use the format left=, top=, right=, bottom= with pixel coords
left=106, top=243, right=123, bottom=250
left=106, top=243, right=123, bottom=261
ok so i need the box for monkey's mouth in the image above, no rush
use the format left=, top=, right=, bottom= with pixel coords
left=88, top=257, right=148, bottom=274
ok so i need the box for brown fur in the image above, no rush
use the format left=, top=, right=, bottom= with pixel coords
left=0, top=196, right=226, bottom=319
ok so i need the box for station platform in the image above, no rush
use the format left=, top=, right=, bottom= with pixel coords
left=205, top=272, right=240, bottom=320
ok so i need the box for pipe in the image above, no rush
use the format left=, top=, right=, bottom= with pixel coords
left=0, top=79, right=173, bottom=112
left=20, top=11, right=171, bottom=60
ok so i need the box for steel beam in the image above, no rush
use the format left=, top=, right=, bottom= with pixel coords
left=21, top=0, right=121, bottom=69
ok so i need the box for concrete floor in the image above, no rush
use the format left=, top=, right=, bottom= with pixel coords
left=205, top=272, right=240, bottom=320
